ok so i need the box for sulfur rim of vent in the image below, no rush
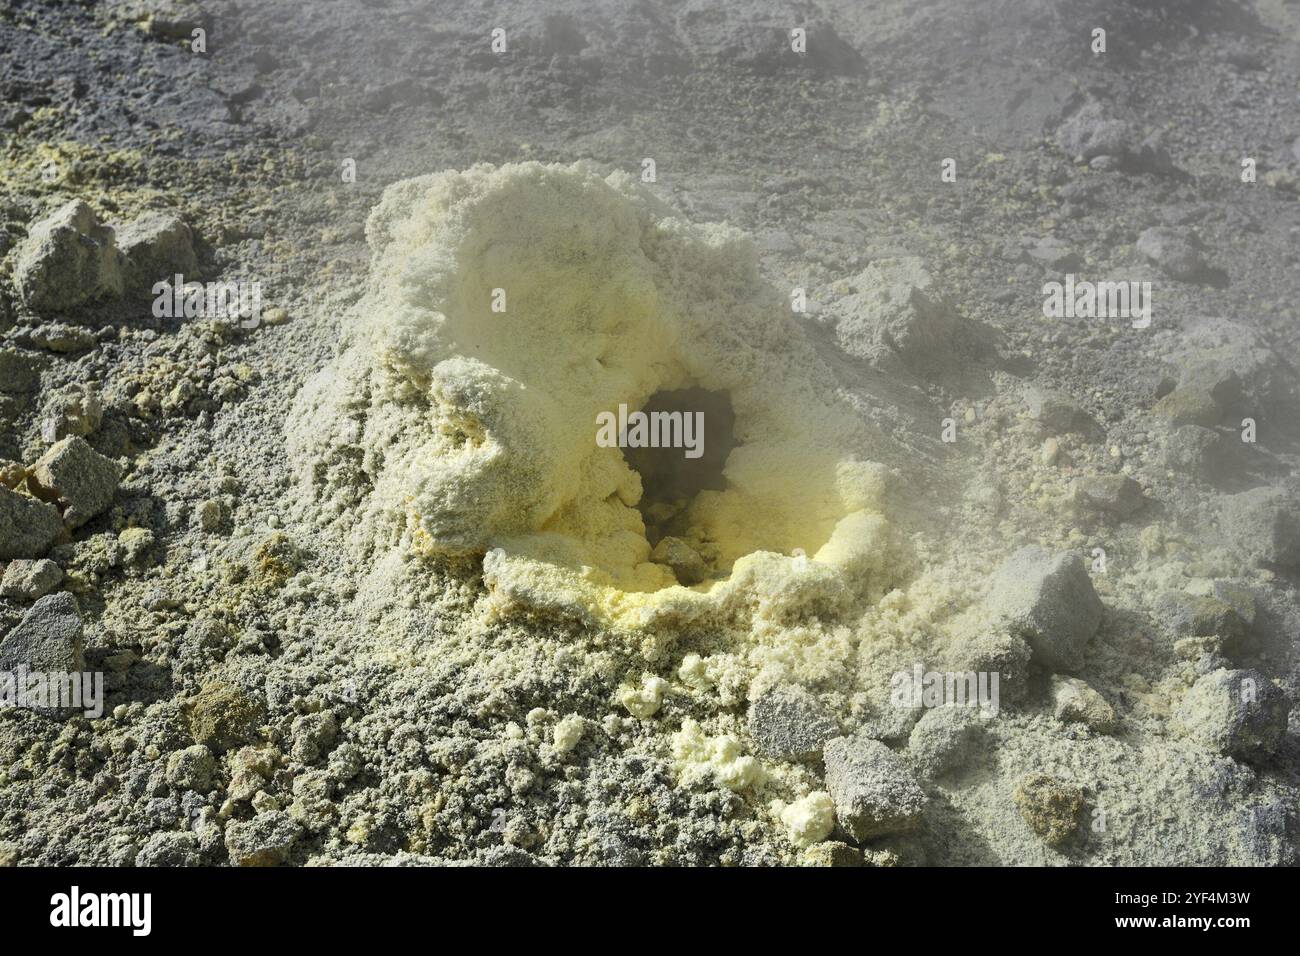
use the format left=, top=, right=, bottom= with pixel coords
left=288, top=162, right=903, bottom=629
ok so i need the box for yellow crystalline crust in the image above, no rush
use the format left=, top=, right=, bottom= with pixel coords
left=290, top=162, right=897, bottom=627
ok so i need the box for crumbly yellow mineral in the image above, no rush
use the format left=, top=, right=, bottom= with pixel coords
left=289, top=162, right=897, bottom=629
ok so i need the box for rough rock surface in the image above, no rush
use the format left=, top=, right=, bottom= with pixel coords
left=748, top=685, right=839, bottom=760
left=1219, top=488, right=1300, bottom=569
left=822, top=736, right=926, bottom=842
left=0, top=558, right=64, bottom=600
left=0, top=591, right=85, bottom=673
left=0, top=486, right=64, bottom=560
left=13, top=200, right=123, bottom=312
left=1051, top=677, right=1117, bottom=733
left=985, top=547, right=1104, bottom=672
left=27, top=436, right=120, bottom=529
left=1013, top=773, right=1084, bottom=847
left=907, top=706, right=986, bottom=777
left=1174, top=669, right=1289, bottom=762
left=115, top=211, right=198, bottom=289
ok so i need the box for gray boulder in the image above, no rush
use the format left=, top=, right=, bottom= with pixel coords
left=831, top=257, right=962, bottom=375
left=13, top=200, right=123, bottom=312
left=1056, top=101, right=1131, bottom=161
left=907, top=706, right=985, bottom=777
left=0, top=590, right=85, bottom=673
left=1219, top=487, right=1300, bottom=569
left=0, top=486, right=63, bottom=560
left=1136, top=226, right=1208, bottom=282
left=747, top=685, right=839, bottom=760
left=116, top=211, right=197, bottom=289
left=0, top=558, right=64, bottom=600
left=822, top=736, right=926, bottom=842
left=985, top=546, right=1103, bottom=672
left=0, top=349, right=43, bottom=394
left=1175, top=668, right=1289, bottom=762
left=1050, top=676, right=1117, bottom=733
left=1071, top=474, right=1146, bottom=519
left=224, top=811, right=301, bottom=867
left=27, top=436, right=119, bottom=529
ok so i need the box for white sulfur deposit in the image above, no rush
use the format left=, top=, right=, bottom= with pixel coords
left=288, top=162, right=900, bottom=630
left=777, top=791, right=837, bottom=847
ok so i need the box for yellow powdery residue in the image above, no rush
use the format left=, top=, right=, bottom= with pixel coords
left=618, top=675, right=669, bottom=718
left=776, top=792, right=836, bottom=847
left=552, top=715, right=585, bottom=754
left=671, top=719, right=764, bottom=792
left=288, top=161, right=899, bottom=630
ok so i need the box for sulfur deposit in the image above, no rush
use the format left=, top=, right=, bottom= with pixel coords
left=289, top=162, right=901, bottom=630
left=3, top=0, right=1299, bottom=871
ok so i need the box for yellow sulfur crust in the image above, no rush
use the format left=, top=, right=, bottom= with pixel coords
left=289, top=162, right=899, bottom=629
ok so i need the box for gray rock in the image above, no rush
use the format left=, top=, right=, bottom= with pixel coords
left=1166, top=317, right=1285, bottom=420
left=1237, top=800, right=1295, bottom=867
left=13, top=200, right=123, bottom=312
left=831, top=257, right=961, bottom=374
left=1023, top=385, right=1099, bottom=436
left=1180, top=362, right=1244, bottom=409
left=40, top=385, right=103, bottom=443
left=1056, top=101, right=1131, bottom=161
left=0, top=348, right=43, bottom=394
left=27, top=436, right=120, bottom=529
left=1136, top=226, right=1208, bottom=281
left=1153, top=385, right=1222, bottom=428
left=135, top=831, right=202, bottom=867
left=855, top=702, right=924, bottom=744
left=1163, top=425, right=1232, bottom=483
left=0, top=590, right=85, bottom=673
left=907, top=706, right=985, bottom=777
left=290, top=711, right=339, bottom=764
left=116, top=211, right=198, bottom=290
left=1072, top=474, right=1146, bottom=519
left=1219, top=487, right=1300, bottom=569
left=1210, top=580, right=1257, bottom=627
left=1050, top=676, right=1117, bottom=733
left=747, top=685, right=839, bottom=760
left=985, top=546, right=1103, bottom=672
left=0, top=486, right=63, bottom=560
left=0, top=558, right=63, bottom=600
left=165, top=744, right=217, bottom=793
left=1155, top=591, right=1253, bottom=659
left=948, top=630, right=1033, bottom=704
left=649, top=536, right=707, bottom=586
left=140, top=0, right=210, bottom=40
left=224, top=811, right=301, bottom=866
left=27, top=323, right=96, bottom=354
left=1175, top=668, right=1289, bottom=762
left=822, top=736, right=926, bottom=842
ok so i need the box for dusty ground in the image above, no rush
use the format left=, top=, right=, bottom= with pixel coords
left=1, top=0, right=1299, bottom=866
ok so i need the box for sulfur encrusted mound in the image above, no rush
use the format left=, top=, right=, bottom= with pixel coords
left=288, top=162, right=899, bottom=627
